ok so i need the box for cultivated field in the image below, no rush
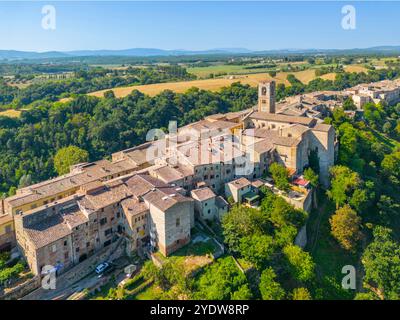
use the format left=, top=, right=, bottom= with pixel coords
left=0, top=109, right=22, bottom=118
left=87, top=69, right=337, bottom=98
left=344, top=64, right=368, bottom=73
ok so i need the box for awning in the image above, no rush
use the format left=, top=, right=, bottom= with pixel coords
left=243, top=192, right=260, bottom=202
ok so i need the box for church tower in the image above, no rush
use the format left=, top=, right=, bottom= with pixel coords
left=258, top=81, right=276, bottom=113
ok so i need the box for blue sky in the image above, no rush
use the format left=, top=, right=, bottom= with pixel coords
left=1, top=1, right=400, bottom=52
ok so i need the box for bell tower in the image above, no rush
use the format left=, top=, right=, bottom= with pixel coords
left=258, top=80, right=276, bottom=113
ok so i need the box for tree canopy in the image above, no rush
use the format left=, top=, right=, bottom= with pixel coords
left=53, top=145, right=89, bottom=175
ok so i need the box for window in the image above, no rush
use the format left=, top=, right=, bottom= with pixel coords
left=5, top=225, right=11, bottom=234
left=64, top=252, right=69, bottom=260
left=76, top=247, right=80, bottom=253
left=208, top=209, right=211, bottom=214
left=205, top=202, right=208, bottom=206
left=104, top=228, right=112, bottom=236
left=63, top=240, right=68, bottom=246
left=176, top=218, right=180, bottom=227
left=116, top=212, right=120, bottom=218
left=51, top=244, right=57, bottom=253
left=86, top=242, right=90, bottom=248
left=100, top=217, right=107, bottom=226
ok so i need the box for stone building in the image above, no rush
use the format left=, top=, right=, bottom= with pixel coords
left=0, top=210, right=15, bottom=252
left=14, top=173, right=194, bottom=275
left=4, top=79, right=340, bottom=277
left=345, top=80, right=400, bottom=108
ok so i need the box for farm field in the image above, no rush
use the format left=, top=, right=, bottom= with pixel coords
left=86, top=65, right=368, bottom=99
left=187, top=61, right=309, bottom=78
left=0, top=109, right=22, bottom=118
left=87, top=69, right=338, bottom=98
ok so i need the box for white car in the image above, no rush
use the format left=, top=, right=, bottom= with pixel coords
left=95, top=262, right=110, bottom=275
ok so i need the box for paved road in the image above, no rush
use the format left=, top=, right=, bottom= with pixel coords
left=22, top=239, right=126, bottom=300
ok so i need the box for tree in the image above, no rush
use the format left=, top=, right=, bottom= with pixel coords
left=337, top=123, right=359, bottom=167
left=283, top=245, right=315, bottom=282
left=381, top=151, right=400, bottom=184
left=231, top=284, right=252, bottom=300
left=268, top=197, right=307, bottom=229
left=308, top=148, right=320, bottom=174
left=18, top=174, right=32, bottom=188
left=377, top=195, right=400, bottom=225
left=269, top=162, right=290, bottom=192
left=329, top=205, right=362, bottom=251
left=343, top=97, right=357, bottom=111
left=195, top=257, right=248, bottom=300
left=103, top=90, right=116, bottom=99
left=274, top=225, right=297, bottom=248
left=327, top=165, right=362, bottom=209
left=239, top=234, right=275, bottom=270
left=292, top=287, right=312, bottom=300
left=222, top=206, right=268, bottom=254
left=382, top=121, right=392, bottom=134
left=395, top=122, right=400, bottom=136
left=259, top=267, right=285, bottom=300
left=362, top=226, right=400, bottom=300
left=303, top=167, right=318, bottom=188
left=53, top=145, right=89, bottom=175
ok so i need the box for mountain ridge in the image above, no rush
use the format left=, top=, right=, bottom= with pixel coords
left=1, top=46, right=400, bottom=60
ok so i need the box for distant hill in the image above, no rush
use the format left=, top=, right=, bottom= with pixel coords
left=1, top=46, right=400, bottom=61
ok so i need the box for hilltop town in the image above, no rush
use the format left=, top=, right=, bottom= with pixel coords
left=1, top=76, right=400, bottom=299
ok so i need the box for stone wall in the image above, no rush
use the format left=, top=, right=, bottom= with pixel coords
left=0, top=275, right=41, bottom=300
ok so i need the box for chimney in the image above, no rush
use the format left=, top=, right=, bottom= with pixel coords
left=258, top=80, right=276, bottom=114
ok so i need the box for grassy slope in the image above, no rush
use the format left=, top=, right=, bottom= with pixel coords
left=306, top=191, right=357, bottom=299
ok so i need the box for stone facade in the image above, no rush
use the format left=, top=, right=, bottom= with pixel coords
left=4, top=79, right=342, bottom=277
left=14, top=174, right=194, bottom=276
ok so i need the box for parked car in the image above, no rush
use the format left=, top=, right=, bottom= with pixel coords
left=95, top=262, right=110, bottom=275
